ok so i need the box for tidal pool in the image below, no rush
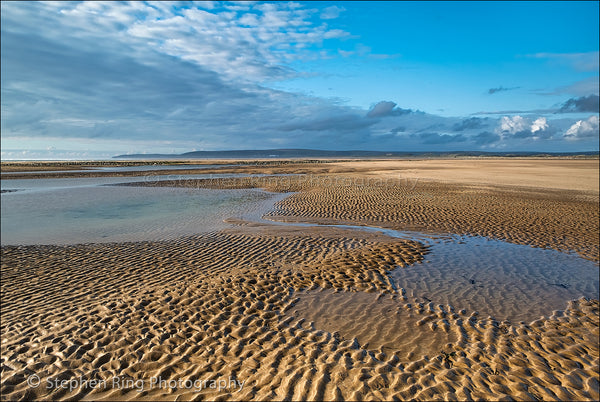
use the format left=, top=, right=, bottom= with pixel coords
left=390, top=234, right=599, bottom=322
left=286, top=231, right=598, bottom=357
left=266, top=219, right=598, bottom=323
left=3, top=181, right=597, bottom=324
left=0, top=176, right=281, bottom=245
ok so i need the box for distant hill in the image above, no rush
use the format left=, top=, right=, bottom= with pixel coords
left=113, top=149, right=599, bottom=159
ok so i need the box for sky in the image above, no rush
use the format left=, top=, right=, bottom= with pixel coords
left=1, top=1, right=599, bottom=160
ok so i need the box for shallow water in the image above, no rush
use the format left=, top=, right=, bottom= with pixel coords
left=390, top=234, right=599, bottom=322
left=2, top=181, right=598, bottom=322
left=0, top=176, right=281, bottom=245
left=0, top=173, right=258, bottom=194
left=287, top=289, right=458, bottom=358
left=1, top=164, right=239, bottom=174
left=96, top=164, right=239, bottom=172
left=286, top=231, right=598, bottom=358
left=265, top=219, right=598, bottom=323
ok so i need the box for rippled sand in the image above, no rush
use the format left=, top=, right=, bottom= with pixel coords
left=1, top=158, right=598, bottom=401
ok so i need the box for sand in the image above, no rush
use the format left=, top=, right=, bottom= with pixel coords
left=1, top=158, right=598, bottom=401
left=123, top=171, right=599, bottom=261
left=4, top=158, right=598, bottom=190
left=328, top=159, right=600, bottom=193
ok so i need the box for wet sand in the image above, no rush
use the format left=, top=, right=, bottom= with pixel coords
left=1, top=158, right=598, bottom=401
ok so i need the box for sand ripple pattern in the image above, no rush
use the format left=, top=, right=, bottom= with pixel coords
left=124, top=175, right=599, bottom=261
left=3, top=172, right=599, bottom=401
left=2, top=224, right=599, bottom=401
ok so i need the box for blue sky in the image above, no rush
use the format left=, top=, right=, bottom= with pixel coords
left=1, top=1, right=598, bottom=159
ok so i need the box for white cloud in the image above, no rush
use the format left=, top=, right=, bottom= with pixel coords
left=531, top=117, right=548, bottom=133
left=497, top=115, right=551, bottom=137
left=564, top=116, right=600, bottom=140
left=196, top=1, right=218, bottom=10
left=320, top=6, right=345, bottom=20
left=498, top=115, right=528, bottom=134
left=25, top=1, right=350, bottom=83
left=323, top=29, right=350, bottom=39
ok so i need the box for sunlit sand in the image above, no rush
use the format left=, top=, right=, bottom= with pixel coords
left=1, top=158, right=598, bottom=401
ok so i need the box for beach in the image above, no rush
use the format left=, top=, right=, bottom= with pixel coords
left=1, top=158, right=598, bottom=401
